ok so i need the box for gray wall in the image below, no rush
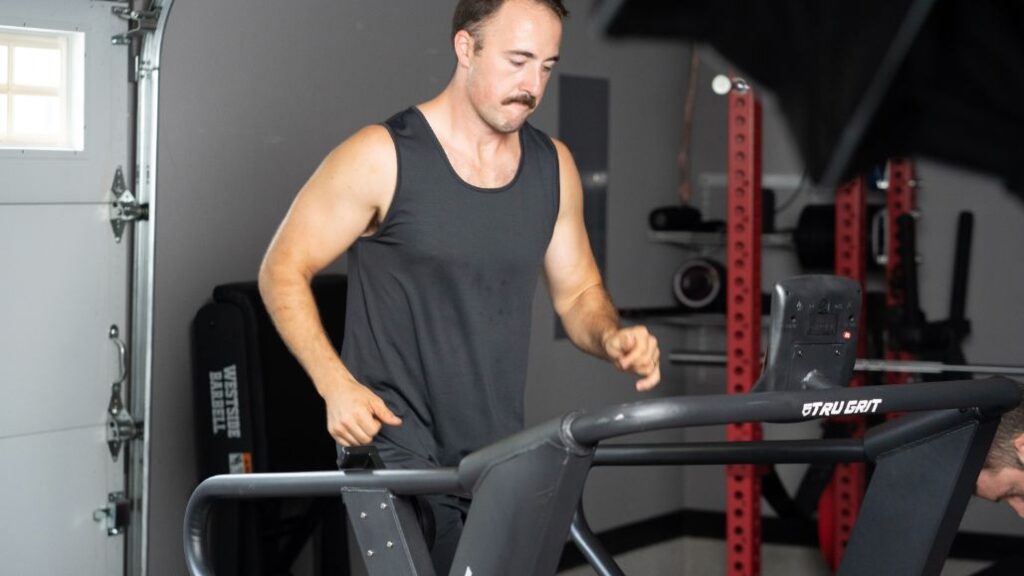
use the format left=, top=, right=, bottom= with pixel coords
left=152, top=2, right=1024, bottom=575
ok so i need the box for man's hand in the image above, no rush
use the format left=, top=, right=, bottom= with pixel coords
left=322, top=378, right=403, bottom=446
left=603, top=325, right=661, bottom=391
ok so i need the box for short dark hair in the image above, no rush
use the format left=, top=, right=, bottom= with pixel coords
left=985, top=382, right=1024, bottom=470
left=452, top=0, right=569, bottom=51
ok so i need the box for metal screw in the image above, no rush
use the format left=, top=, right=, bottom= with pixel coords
left=732, top=78, right=750, bottom=93
left=367, top=550, right=374, bottom=557
left=834, top=349, right=841, bottom=356
left=380, top=502, right=388, bottom=510
left=387, top=541, right=394, bottom=548
left=359, top=512, right=367, bottom=519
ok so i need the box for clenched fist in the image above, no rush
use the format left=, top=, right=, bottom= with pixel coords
left=321, top=378, right=402, bottom=446
left=603, top=325, right=661, bottom=391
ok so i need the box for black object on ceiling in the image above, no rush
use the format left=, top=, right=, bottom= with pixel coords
left=595, top=0, right=1024, bottom=198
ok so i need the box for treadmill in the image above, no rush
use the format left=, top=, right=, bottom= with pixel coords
left=184, top=276, right=1021, bottom=575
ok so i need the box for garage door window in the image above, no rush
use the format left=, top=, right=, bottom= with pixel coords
left=0, top=26, right=84, bottom=150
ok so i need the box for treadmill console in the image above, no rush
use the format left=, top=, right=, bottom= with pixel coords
left=757, top=275, right=861, bottom=392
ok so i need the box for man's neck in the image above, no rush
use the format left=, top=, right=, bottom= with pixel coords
left=419, top=87, right=519, bottom=161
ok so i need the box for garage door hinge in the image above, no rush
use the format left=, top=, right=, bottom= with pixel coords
left=110, top=6, right=161, bottom=46
left=107, top=325, right=144, bottom=462
left=93, top=492, right=131, bottom=537
left=110, top=166, right=149, bottom=244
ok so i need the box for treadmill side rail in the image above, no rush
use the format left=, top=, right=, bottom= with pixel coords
left=838, top=414, right=998, bottom=576
left=452, top=417, right=594, bottom=576
left=343, top=488, right=435, bottom=576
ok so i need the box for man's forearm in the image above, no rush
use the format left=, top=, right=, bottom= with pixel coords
left=258, top=264, right=350, bottom=396
left=559, top=283, right=620, bottom=360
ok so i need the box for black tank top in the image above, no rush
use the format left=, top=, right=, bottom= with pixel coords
left=340, top=107, right=560, bottom=467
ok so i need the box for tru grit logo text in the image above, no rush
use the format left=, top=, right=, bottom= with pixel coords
left=802, top=398, right=882, bottom=418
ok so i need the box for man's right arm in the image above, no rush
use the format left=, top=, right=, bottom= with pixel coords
left=258, top=125, right=402, bottom=446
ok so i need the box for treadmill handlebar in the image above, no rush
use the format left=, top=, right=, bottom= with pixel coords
left=184, top=469, right=461, bottom=576
left=183, top=377, right=1019, bottom=576
left=568, top=377, right=1020, bottom=446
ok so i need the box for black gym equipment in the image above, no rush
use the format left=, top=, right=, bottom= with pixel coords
left=191, top=276, right=348, bottom=575
left=648, top=205, right=705, bottom=232
left=672, top=257, right=726, bottom=312
left=887, top=211, right=975, bottom=380
left=792, top=203, right=886, bottom=271
left=184, top=276, right=1021, bottom=576
left=647, top=189, right=774, bottom=234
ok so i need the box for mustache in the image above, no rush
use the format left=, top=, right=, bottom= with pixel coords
left=503, top=93, right=537, bottom=109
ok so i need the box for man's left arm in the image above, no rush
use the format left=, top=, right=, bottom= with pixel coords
left=543, top=138, right=661, bottom=391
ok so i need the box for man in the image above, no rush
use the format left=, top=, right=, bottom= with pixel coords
left=977, top=389, right=1024, bottom=518
left=258, top=0, right=661, bottom=570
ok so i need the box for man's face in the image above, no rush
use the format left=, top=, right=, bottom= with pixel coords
left=977, top=465, right=1024, bottom=518
left=462, top=0, right=562, bottom=133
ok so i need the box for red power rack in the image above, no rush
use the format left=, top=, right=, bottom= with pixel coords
left=725, top=81, right=763, bottom=576
left=818, top=177, right=870, bottom=570
left=722, top=76, right=918, bottom=575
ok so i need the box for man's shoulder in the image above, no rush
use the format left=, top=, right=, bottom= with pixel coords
left=347, top=123, right=394, bottom=150
left=539, top=132, right=574, bottom=166
left=330, top=123, right=396, bottom=167
left=315, top=124, right=398, bottom=201
left=347, top=106, right=425, bottom=151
